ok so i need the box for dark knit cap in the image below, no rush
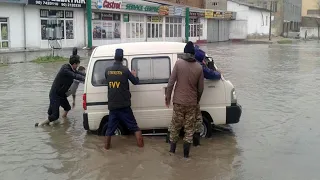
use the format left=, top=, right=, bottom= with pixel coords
left=184, top=41, right=195, bottom=55
left=114, top=48, right=123, bottom=61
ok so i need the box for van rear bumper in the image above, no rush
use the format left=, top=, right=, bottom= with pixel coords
left=226, top=103, right=242, bottom=124
left=83, top=113, right=89, bottom=130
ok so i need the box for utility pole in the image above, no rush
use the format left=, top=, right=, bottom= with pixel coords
left=269, top=1, right=272, bottom=41
left=86, top=0, right=92, bottom=48
left=185, top=7, right=190, bottom=42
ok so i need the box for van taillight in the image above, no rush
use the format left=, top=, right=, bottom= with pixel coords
left=83, top=93, right=87, bottom=110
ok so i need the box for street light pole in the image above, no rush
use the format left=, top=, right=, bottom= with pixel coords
left=269, top=1, right=272, bottom=41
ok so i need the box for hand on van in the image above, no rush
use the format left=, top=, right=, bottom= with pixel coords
left=131, top=69, right=137, bottom=77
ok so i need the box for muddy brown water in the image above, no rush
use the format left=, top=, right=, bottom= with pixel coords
left=1, top=42, right=320, bottom=180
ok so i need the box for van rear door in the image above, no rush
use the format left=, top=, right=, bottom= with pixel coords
left=128, top=54, right=174, bottom=130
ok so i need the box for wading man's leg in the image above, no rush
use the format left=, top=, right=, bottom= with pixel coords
left=104, top=110, right=120, bottom=150
left=36, top=96, right=60, bottom=127
left=169, top=104, right=184, bottom=154
left=193, top=104, right=202, bottom=146
left=183, top=105, right=197, bottom=158
left=119, top=107, right=144, bottom=148
left=60, top=97, right=71, bottom=118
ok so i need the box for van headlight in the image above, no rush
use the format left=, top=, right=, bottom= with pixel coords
left=231, top=88, right=237, bottom=104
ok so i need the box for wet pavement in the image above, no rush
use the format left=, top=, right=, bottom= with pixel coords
left=1, top=41, right=320, bottom=180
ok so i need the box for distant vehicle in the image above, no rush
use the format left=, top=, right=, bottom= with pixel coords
left=82, top=42, right=242, bottom=137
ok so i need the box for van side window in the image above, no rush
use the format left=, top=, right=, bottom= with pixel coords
left=131, top=56, right=171, bottom=84
left=92, top=59, right=128, bottom=86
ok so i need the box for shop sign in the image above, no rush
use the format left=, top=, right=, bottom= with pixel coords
left=123, top=14, right=129, bottom=22
left=147, top=16, right=162, bottom=22
left=0, top=0, right=27, bottom=4
left=205, top=10, right=213, bottom=18
left=28, top=0, right=86, bottom=8
left=224, top=11, right=236, bottom=20
left=158, top=5, right=169, bottom=16
left=125, top=3, right=159, bottom=13
left=96, top=0, right=122, bottom=10
left=213, top=11, right=224, bottom=18
left=189, top=11, right=204, bottom=17
left=173, top=7, right=183, bottom=16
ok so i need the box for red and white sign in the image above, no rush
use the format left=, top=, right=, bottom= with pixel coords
left=101, top=0, right=122, bottom=10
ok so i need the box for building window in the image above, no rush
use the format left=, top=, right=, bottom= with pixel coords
left=92, top=59, right=128, bottom=86
left=40, top=9, right=74, bottom=40
left=125, top=14, right=144, bottom=39
left=165, top=17, right=182, bottom=38
left=190, top=18, right=202, bottom=37
left=131, top=56, right=171, bottom=84
left=92, top=12, right=121, bottom=40
left=212, top=2, right=218, bottom=6
left=266, top=16, right=268, bottom=26
left=307, top=9, right=320, bottom=16
left=147, top=16, right=163, bottom=38
left=0, top=18, right=9, bottom=48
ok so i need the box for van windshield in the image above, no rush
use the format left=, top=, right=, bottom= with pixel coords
left=91, top=59, right=127, bottom=86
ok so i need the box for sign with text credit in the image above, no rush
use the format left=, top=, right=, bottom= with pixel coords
left=28, top=0, right=86, bottom=8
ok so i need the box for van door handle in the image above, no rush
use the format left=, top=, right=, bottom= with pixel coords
left=208, top=85, right=215, bottom=88
left=163, top=87, right=167, bottom=95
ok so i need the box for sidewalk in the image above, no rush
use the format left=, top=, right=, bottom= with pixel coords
left=232, top=37, right=302, bottom=44
left=0, top=48, right=91, bottom=65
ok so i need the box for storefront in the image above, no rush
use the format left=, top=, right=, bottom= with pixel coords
left=189, top=9, right=207, bottom=43
left=91, top=0, right=170, bottom=46
left=206, top=10, right=236, bottom=42
left=0, top=0, right=27, bottom=50
left=165, top=6, right=185, bottom=42
left=26, top=0, right=86, bottom=49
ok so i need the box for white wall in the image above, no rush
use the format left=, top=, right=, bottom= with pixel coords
left=25, top=5, right=85, bottom=49
left=0, top=3, right=24, bottom=49
left=227, top=1, right=270, bottom=36
left=300, top=27, right=319, bottom=38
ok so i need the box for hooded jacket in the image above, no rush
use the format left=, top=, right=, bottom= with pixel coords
left=195, top=49, right=221, bottom=80
left=165, top=53, right=204, bottom=106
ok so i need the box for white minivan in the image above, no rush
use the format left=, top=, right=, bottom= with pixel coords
left=82, top=42, right=242, bottom=137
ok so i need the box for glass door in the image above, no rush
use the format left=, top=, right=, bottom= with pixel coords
left=147, top=16, right=163, bottom=41
left=0, top=18, right=9, bottom=48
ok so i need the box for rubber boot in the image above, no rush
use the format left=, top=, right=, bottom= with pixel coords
left=183, top=142, right=191, bottom=158
left=166, top=132, right=170, bottom=143
left=104, top=136, right=112, bottom=150
left=169, top=142, right=177, bottom=153
left=193, top=132, right=201, bottom=147
left=134, top=131, right=144, bottom=148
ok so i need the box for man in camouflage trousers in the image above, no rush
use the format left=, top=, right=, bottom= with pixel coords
left=193, top=46, right=221, bottom=146
left=165, top=41, right=204, bottom=158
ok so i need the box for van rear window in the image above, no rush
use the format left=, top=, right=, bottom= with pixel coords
left=91, top=59, right=127, bottom=86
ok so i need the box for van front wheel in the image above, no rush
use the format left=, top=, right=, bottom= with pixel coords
left=200, top=116, right=212, bottom=138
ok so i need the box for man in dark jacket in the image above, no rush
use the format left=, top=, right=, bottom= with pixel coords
left=104, top=49, right=144, bottom=150
left=35, top=55, right=85, bottom=127
left=192, top=48, right=221, bottom=146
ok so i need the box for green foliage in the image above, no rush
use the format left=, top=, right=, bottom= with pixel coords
left=277, top=39, right=293, bottom=44
left=32, top=56, right=68, bottom=63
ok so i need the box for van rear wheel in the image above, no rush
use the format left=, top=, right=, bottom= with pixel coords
left=101, top=123, right=125, bottom=136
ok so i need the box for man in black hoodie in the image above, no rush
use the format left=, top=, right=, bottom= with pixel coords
left=35, top=53, right=85, bottom=127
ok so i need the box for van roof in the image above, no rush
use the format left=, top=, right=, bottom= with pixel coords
left=92, top=42, right=187, bottom=58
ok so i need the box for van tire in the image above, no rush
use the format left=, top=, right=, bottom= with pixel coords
left=98, top=116, right=128, bottom=136
left=201, top=116, right=212, bottom=138
left=101, top=122, right=126, bottom=136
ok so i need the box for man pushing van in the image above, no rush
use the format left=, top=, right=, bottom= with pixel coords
left=35, top=51, right=86, bottom=127
left=165, top=41, right=204, bottom=158
left=104, top=49, right=144, bottom=150
left=192, top=47, right=221, bottom=146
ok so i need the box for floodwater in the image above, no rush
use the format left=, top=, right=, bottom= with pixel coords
left=1, top=41, right=320, bottom=180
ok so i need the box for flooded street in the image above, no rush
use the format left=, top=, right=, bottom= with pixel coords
left=1, top=42, right=320, bottom=180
